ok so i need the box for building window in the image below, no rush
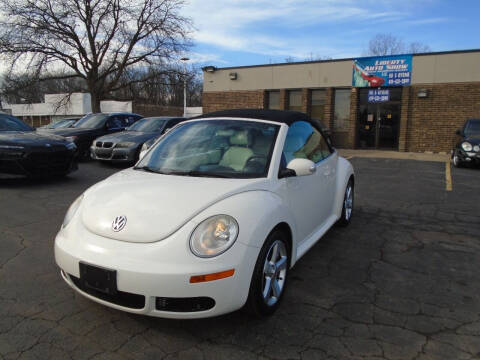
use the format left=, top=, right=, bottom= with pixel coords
left=267, top=91, right=280, bottom=110
left=334, top=89, right=351, bottom=130
left=287, top=90, right=302, bottom=112
left=310, top=89, right=326, bottom=122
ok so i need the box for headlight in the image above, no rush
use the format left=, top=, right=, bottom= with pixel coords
left=116, top=141, right=136, bottom=148
left=65, top=136, right=77, bottom=143
left=461, top=142, right=473, bottom=152
left=62, top=194, right=83, bottom=228
left=190, top=215, right=239, bottom=258
left=0, top=145, right=25, bottom=150
left=474, top=145, right=480, bottom=152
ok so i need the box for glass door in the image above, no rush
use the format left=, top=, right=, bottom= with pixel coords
left=357, top=88, right=402, bottom=150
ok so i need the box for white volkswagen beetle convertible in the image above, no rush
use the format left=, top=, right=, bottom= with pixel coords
left=55, top=109, right=354, bottom=319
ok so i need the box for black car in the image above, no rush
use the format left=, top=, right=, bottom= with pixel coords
left=91, top=116, right=185, bottom=163
left=452, top=119, right=480, bottom=167
left=0, top=113, right=77, bottom=177
left=47, top=112, right=143, bottom=159
left=37, top=117, right=80, bottom=131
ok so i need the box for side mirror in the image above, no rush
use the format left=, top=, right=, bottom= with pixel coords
left=286, top=158, right=316, bottom=177
left=456, top=129, right=463, bottom=136
left=138, top=149, right=148, bottom=161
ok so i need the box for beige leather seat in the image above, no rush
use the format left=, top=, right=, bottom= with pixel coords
left=219, top=130, right=254, bottom=171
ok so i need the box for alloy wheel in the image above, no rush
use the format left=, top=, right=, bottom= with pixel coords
left=344, top=184, right=353, bottom=220
left=262, top=240, right=287, bottom=306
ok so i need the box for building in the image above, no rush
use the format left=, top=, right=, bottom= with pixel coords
left=2, top=93, right=132, bottom=127
left=202, top=49, right=480, bottom=153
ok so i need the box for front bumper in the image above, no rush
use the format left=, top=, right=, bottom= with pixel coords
left=90, top=145, right=138, bottom=162
left=456, top=149, right=480, bottom=164
left=0, top=148, right=77, bottom=177
left=54, top=219, right=258, bottom=319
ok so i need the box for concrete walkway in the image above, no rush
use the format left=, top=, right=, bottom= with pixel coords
left=338, top=149, right=450, bottom=162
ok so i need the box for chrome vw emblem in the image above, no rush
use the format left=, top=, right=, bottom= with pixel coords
left=112, top=215, right=127, bottom=232
left=45, top=143, right=51, bottom=147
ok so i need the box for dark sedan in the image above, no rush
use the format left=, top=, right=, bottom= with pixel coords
left=0, top=114, right=77, bottom=177
left=452, top=118, right=480, bottom=167
left=47, top=112, right=142, bottom=159
left=91, top=116, right=185, bottom=163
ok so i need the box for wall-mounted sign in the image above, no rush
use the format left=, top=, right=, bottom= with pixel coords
left=353, top=55, right=412, bottom=87
left=368, top=89, right=390, bottom=102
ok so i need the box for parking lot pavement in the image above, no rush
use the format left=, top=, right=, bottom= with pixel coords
left=1, top=158, right=479, bottom=360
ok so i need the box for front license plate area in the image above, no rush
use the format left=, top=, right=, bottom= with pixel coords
left=79, top=263, right=117, bottom=295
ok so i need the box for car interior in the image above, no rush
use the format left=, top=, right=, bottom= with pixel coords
left=154, top=126, right=276, bottom=175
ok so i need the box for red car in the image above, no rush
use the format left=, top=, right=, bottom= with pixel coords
left=354, top=63, right=385, bottom=87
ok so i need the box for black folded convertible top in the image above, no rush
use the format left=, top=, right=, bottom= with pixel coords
left=193, top=109, right=315, bottom=127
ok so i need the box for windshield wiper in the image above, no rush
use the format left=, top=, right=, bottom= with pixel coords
left=134, top=165, right=160, bottom=173
left=156, top=169, right=235, bottom=178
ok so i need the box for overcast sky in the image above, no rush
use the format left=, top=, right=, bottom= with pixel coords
left=183, top=0, right=480, bottom=67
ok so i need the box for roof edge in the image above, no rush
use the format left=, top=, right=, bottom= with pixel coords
left=205, top=48, right=480, bottom=72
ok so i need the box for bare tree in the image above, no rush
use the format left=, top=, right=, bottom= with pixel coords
left=0, top=0, right=191, bottom=112
left=365, top=33, right=431, bottom=56
left=408, top=42, right=431, bottom=54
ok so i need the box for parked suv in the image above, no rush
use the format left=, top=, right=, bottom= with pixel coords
left=48, top=113, right=142, bottom=159
left=452, top=118, right=480, bottom=167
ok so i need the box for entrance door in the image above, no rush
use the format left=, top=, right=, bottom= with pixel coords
left=357, top=88, right=402, bottom=149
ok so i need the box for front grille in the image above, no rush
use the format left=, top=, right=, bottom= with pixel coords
left=155, top=297, right=215, bottom=312
left=26, top=150, right=72, bottom=171
left=95, top=142, right=114, bottom=148
left=69, top=274, right=145, bottom=309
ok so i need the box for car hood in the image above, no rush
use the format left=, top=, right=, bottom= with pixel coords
left=81, top=168, right=270, bottom=243
left=48, top=128, right=96, bottom=137
left=464, top=136, right=480, bottom=145
left=96, top=131, right=158, bottom=144
left=0, top=131, right=69, bottom=146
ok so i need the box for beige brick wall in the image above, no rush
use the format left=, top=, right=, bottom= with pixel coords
left=202, top=90, right=265, bottom=113
left=406, top=82, right=480, bottom=152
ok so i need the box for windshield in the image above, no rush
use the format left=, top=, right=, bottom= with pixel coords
left=465, top=120, right=480, bottom=136
left=0, top=115, right=33, bottom=131
left=73, top=113, right=108, bottom=129
left=128, top=117, right=167, bottom=132
left=46, top=119, right=75, bottom=129
left=136, top=119, right=279, bottom=178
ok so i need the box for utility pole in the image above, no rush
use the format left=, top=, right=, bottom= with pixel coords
left=180, top=57, right=190, bottom=117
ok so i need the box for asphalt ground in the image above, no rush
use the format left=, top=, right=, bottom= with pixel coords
left=0, top=158, right=479, bottom=360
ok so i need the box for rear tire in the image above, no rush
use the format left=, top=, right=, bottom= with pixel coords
left=337, top=178, right=354, bottom=227
left=245, top=230, right=290, bottom=317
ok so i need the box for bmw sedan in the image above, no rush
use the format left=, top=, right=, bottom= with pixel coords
left=91, top=116, right=185, bottom=163
left=55, top=109, right=354, bottom=318
left=48, top=112, right=142, bottom=159
left=0, top=114, right=77, bottom=177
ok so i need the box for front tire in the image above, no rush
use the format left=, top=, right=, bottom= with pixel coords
left=246, top=230, right=290, bottom=317
left=337, top=178, right=354, bottom=227
left=452, top=152, right=463, bottom=168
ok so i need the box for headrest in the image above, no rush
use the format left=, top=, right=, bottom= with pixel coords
left=230, top=130, right=252, bottom=146
left=216, top=129, right=235, bottom=137
left=284, top=136, right=304, bottom=153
